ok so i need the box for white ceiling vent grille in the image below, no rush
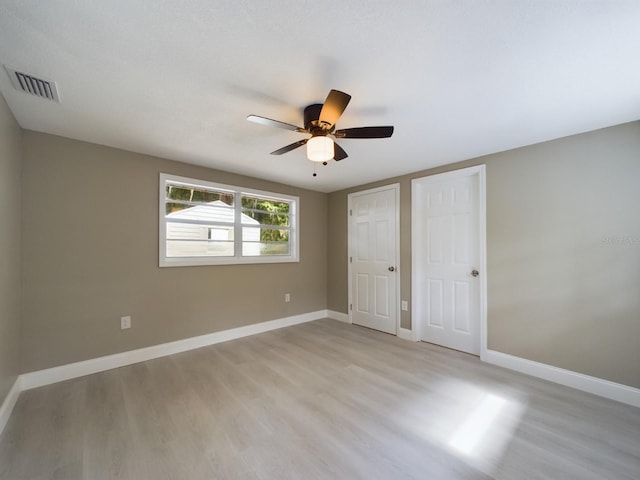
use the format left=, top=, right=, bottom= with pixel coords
left=4, top=66, right=60, bottom=102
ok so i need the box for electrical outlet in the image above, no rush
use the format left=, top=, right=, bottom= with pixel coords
left=120, top=315, right=131, bottom=329
left=285, top=293, right=291, bottom=303
left=401, top=300, right=408, bottom=311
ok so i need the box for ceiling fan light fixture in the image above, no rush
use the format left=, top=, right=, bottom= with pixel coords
left=307, top=135, right=334, bottom=162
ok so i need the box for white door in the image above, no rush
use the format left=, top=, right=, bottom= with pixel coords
left=412, top=167, right=485, bottom=355
left=349, top=185, right=399, bottom=335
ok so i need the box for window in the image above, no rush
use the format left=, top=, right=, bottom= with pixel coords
left=160, top=173, right=299, bottom=266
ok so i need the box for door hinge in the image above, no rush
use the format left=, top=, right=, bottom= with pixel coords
left=349, top=256, right=352, bottom=263
left=349, top=209, right=352, bottom=216
left=349, top=303, right=352, bottom=311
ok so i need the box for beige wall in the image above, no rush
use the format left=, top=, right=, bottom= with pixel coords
left=0, top=94, right=22, bottom=403
left=11, top=119, right=640, bottom=390
left=328, top=121, right=640, bottom=389
left=20, top=132, right=327, bottom=373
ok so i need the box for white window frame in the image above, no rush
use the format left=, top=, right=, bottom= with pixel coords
left=159, top=173, right=299, bottom=267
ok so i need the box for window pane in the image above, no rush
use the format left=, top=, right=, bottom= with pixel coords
left=166, top=202, right=235, bottom=224
left=167, top=240, right=234, bottom=257
left=242, top=226, right=289, bottom=256
left=241, top=210, right=290, bottom=226
left=242, top=226, right=289, bottom=243
left=166, top=223, right=234, bottom=257
left=241, top=196, right=290, bottom=213
left=242, top=242, right=290, bottom=256
left=260, top=229, right=289, bottom=242
left=166, top=185, right=234, bottom=215
left=167, top=222, right=234, bottom=240
left=241, top=195, right=291, bottom=227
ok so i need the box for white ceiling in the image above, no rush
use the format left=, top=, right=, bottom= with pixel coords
left=1, top=1, right=639, bottom=193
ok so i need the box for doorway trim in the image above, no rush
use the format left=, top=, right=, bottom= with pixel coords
left=411, top=165, right=487, bottom=357
left=347, top=183, right=401, bottom=335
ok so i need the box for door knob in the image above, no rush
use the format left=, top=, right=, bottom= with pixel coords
left=471, top=269, right=479, bottom=277
left=388, top=266, right=396, bottom=272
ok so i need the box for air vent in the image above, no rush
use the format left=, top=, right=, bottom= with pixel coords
left=4, top=66, right=60, bottom=102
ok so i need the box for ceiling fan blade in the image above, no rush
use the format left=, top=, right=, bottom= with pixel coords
left=319, top=90, right=351, bottom=128
left=334, top=126, right=394, bottom=139
left=247, top=115, right=306, bottom=132
left=270, top=139, right=308, bottom=155
left=334, top=142, right=348, bottom=161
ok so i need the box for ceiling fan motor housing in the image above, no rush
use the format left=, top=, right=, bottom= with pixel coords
left=304, top=104, right=325, bottom=132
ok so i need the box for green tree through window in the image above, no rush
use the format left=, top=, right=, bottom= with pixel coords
left=241, top=196, right=290, bottom=243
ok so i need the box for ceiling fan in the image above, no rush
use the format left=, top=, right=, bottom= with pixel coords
left=247, top=89, right=394, bottom=174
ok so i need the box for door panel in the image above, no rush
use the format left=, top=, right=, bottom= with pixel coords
left=453, top=281, right=471, bottom=332
left=349, top=186, right=398, bottom=335
left=356, top=274, right=369, bottom=314
left=413, top=170, right=482, bottom=355
left=356, top=223, right=369, bottom=260
left=428, top=279, right=444, bottom=327
left=375, top=275, right=390, bottom=316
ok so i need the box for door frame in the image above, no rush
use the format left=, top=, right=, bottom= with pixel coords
left=347, top=183, right=401, bottom=335
left=411, top=165, right=487, bottom=358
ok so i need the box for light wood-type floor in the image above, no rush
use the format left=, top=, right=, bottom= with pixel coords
left=1, top=319, right=639, bottom=479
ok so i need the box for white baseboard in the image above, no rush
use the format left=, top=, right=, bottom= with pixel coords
left=398, top=327, right=416, bottom=341
left=0, top=376, right=22, bottom=436
left=483, top=349, right=640, bottom=408
left=327, top=310, right=350, bottom=323
left=21, top=310, right=326, bottom=391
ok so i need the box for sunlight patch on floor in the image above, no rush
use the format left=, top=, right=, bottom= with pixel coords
left=404, top=381, right=527, bottom=476
left=448, top=393, right=507, bottom=455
